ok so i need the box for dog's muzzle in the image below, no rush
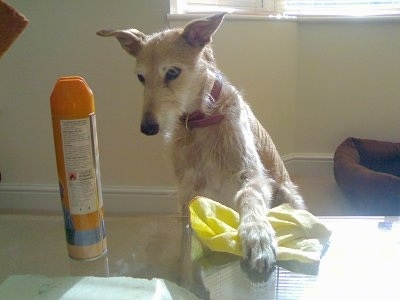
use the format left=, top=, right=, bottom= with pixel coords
left=140, top=121, right=159, bottom=136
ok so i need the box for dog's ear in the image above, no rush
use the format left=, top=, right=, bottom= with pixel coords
left=96, top=28, right=146, bottom=57
left=182, top=12, right=226, bottom=48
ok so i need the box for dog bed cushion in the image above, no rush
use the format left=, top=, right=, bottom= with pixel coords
left=334, top=137, right=400, bottom=215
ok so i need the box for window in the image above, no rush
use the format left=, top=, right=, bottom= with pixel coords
left=170, top=0, right=279, bottom=15
left=285, top=0, right=400, bottom=16
left=171, top=0, right=400, bottom=17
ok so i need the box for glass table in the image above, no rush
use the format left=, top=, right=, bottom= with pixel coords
left=0, top=213, right=399, bottom=299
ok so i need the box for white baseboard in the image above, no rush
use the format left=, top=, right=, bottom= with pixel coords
left=0, top=153, right=333, bottom=214
left=0, top=184, right=178, bottom=214
left=283, top=153, right=334, bottom=178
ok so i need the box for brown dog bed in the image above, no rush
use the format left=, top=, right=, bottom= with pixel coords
left=334, top=137, right=400, bottom=215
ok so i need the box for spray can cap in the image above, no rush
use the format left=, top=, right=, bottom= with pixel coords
left=50, top=76, right=94, bottom=116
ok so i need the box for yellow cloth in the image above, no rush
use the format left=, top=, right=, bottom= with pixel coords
left=189, top=196, right=332, bottom=275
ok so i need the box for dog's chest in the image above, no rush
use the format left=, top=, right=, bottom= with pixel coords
left=199, top=157, right=239, bottom=206
left=173, top=130, right=241, bottom=208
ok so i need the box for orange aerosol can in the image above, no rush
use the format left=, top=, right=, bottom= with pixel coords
left=50, top=76, right=107, bottom=260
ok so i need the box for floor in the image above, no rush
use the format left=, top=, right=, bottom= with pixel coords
left=292, top=174, right=352, bottom=216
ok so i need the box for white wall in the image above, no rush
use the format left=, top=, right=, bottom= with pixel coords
left=296, top=20, right=400, bottom=154
left=0, top=0, right=173, bottom=189
left=1, top=1, right=400, bottom=212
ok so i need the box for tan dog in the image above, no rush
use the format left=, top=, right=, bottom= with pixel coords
left=97, top=13, right=304, bottom=277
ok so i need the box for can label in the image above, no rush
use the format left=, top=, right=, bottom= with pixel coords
left=60, top=115, right=103, bottom=215
left=58, top=113, right=106, bottom=259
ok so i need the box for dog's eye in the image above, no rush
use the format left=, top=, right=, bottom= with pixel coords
left=137, top=74, right=145, bottom=83
left=165, top=67, right=181, bottom=82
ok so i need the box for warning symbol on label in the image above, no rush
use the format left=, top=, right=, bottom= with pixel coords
left=68, top=172, right=78, bottom=181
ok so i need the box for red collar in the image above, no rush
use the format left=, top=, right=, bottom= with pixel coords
left=180, top=74, right=224, bottom=130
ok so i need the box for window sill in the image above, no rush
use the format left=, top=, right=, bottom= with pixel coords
left=167, top=13, right=296, bottom=22
left=167, top=13, right=400, bottom=23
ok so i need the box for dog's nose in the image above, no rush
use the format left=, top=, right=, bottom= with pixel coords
left=140, top=122, right=159, bottom=135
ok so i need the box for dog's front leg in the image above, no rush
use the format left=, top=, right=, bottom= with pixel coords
left=235, top=176, right=277, bottom=279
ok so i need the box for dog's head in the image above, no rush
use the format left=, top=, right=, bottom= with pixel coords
left=97, top=13, right=226, bottom=136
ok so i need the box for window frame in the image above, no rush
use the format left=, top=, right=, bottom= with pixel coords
left=170, top=0, right=400, bottom=19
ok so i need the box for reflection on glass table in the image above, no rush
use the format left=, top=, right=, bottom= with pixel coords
left=0, top=214, right=399, bottom=299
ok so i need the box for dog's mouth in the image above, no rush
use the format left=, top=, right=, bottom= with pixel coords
left=140, top=122, right=159, bottom=136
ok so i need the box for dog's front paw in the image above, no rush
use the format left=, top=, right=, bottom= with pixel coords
left=238, top=219, right=277, bottom=280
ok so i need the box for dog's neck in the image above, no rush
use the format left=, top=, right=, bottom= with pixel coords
left=180, top=73, right=224, bottom=130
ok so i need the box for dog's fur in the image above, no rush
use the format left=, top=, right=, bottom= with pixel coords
left=97, top=13, right=304, bottom=276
